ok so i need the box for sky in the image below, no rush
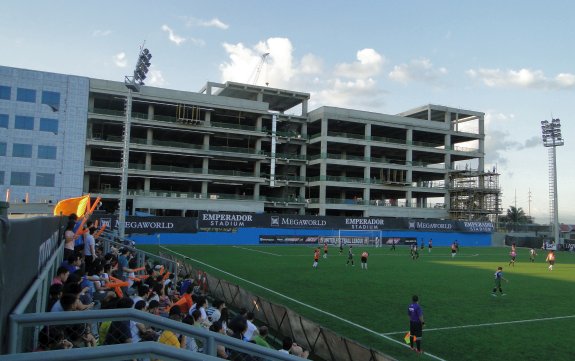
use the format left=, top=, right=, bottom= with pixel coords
left=2, top=0, right=574, bottom=223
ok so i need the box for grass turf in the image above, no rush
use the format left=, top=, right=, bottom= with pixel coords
left=141, top=244, right=575, bottom=361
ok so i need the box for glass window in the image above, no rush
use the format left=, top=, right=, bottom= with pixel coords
left=38, top=145, right=57, bottom=159
left=0, top=85, right=10, bottom=100
left=0, top=171, right=4, bottom=185
left=36, top=173, right=55, bottom=187
left=16, top=88, right=36, bottom=103
left=15, top=115, right=34, bottom=130
left=0, top=142, right=6, bottom=156
left=39, top=118, right=58, bottom=134
left=11, top=171, right=30, bottom=186
left=12, top=143, right=32, bottom=158
left=41, top=91, right=60, bottom=110
left=0, top=114, right=8, bottom=128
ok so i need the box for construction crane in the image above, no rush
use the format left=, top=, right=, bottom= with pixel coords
left=250, top=52, right=270, bottom=85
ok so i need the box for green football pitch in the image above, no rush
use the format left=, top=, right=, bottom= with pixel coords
left=141, top=244, right=575, bottom=361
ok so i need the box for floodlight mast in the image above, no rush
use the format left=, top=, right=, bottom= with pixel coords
left=118, top=45, right=152, bottom=239
left=540, top=118, right=564, bottom=246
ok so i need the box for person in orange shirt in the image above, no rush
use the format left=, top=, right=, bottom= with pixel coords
left=170, top=286, right=195, bottom=314
left=323, top=242, right=329, bottom=259
left=361, top=251, right=369, bottom=270
left=313, top=247, right=320, bottom=269
left=546, top=250, right=555, bottom=271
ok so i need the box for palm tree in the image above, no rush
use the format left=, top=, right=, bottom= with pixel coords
left=500, top=206, right=532, bottom=225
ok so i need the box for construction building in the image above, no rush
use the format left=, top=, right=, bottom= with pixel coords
left=0, top=65, right=500, bottom=220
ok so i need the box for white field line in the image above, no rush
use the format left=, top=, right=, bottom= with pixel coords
left=382, top=314, right=575, bottom=335
left=232, top=246, right=282, bottom=256
left=160, top=246, right=446, bottom=361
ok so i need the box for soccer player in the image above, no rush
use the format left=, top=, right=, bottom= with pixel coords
left=451, top=241, right=457, bottom=258
left=323, top=242, right=328, bottom=259
left=407, top=295, right=424, bottom=354
left=346, top=245, right=355, bottom=266
left=411, top=244, right=419, bottom=260
left=529, top=248, right=537, bottom=262
left=492, top=266, right=508, bottom=296
left=312, top=247, right=320, bottom=269
left=339, top=240, right=343, bottom=255
left=509, top=249, right=517, bottom=267
left=360, top=250, right=369, bottom=270
left=546, top=250, right=555, bottom=271
left=428, top=239, right=432, bottom=253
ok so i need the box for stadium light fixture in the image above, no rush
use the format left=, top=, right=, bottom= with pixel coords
left=119, top=46, right=152, bottom=239
left=540, top=118, right=564, bottom=246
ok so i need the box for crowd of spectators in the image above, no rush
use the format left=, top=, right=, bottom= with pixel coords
left=36, top=214, right=309, bottom=360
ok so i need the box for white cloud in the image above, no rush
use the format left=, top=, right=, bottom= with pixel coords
left=219, top=38, right=386, bottom=111
left=388, top=58, right=447, bottom=84
left=93, top=29, right=112, bottom=37
left=147, top=68, right=166, bottom=87
left=161, top=25, right=186, bottom=45
left=466, top=68, right=575, bottom=89
left=185, top=17, right=229, bottom=30
left=113, top=52, right=127, bottom=68
left=333, top=49, right=384, bottom=78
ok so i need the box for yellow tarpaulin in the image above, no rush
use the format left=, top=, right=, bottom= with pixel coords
left=53, top=194, right=90, bottom=217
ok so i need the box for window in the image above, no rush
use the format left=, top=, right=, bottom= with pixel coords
left=11, top=171, right=30, bottom=186
left=16, top=88, right=36, bottom=103
left=0, top=114, right=7, bottom=128
left=15, top=115, right=34, bottom=130
left=36, top=173, right=55, bottom=187
left=12, top=143, right=32, bottom=158
left=38, top=145, right=57, bottom=159
left=0, top=171, right=4, bottom=185
left=40, top=118, right=58, bottom=134
left=0, top=85, right=10, bottom=100
left=41, top=91, right=60, bottom=110
left=0, top=142, right=6, bottom=156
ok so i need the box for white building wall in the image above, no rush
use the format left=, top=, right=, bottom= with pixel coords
left=0, top=66, right=89, bottom=204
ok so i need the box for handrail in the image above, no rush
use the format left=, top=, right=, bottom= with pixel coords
left=9, top=309, right=304, bottom=361
left=0, top=342, right=221, bottom=361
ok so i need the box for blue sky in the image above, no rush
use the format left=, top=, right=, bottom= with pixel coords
left=2, top=0, right=574, bottom=223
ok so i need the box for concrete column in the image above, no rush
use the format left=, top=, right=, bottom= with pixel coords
left=144, top=178, right=150, bottom=193
left=254, top=184, right=260, bottom=199
left=301, top=99, right=308, bottom=115
left=145, top=153, right=151, bottom=171
left=83, top=174, right=90, bottom=193
left=148, top=104, right=154, bottom=120
left=201, top=181, right=208, bottom=197
left=147, top=128, right=153, bottom=145
left=204, top=110, right=211, bottom=126
left=478, top=115, right=485, bottom=171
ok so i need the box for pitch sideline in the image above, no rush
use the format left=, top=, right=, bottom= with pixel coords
left=160, top=245, right=447, bottom=361
left=381, top=314, right=575, bottom=336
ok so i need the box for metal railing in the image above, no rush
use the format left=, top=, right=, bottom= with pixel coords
left=7, top=309, right=304, bottom=361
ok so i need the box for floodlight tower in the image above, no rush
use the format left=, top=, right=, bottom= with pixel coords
left=118, top=46, right=152, bottom=239
left=541, top=118, right=564, bottom=245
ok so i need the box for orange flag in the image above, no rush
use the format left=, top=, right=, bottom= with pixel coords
left=53, top=195, right=90, bottom=217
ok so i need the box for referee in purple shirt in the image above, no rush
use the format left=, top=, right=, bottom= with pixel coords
left=408, top=295, right=425, bottom=353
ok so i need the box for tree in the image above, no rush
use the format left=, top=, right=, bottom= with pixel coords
left=500, top=206, right=532, bottom=224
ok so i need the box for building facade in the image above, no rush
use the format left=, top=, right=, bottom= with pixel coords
left=1, top=65, right=500, bottom=221
left=0, top=66, right=88, bottom=206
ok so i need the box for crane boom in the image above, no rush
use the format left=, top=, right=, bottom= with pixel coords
left=252, top=52, right=270, bottom=85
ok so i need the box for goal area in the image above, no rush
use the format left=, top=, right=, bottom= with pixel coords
left=321, top=229, right=384, bottom=247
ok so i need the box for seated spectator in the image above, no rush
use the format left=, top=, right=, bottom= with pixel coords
left=131, top=284, right=151, bottom=307
left=182, top=315, right=199, bottom=352
left=244, top=312, right=258, bottom=341
left=189, top=296, right=210, bottom=328
left=207, top=299, right=225, bottom=323
left=252, top=326, right=272, bottom=349
left=52, top=266, right=70, bottom=286
left=147, top=300, right=160, bottom=316
left=278, top=337, right=309, bottom=359
left=227, top=316, right=255, bottom=361
left=36, top=326, right=73, bottom=351
left=104, top=297, right=134, bottom=345
left=63, top=220, right=77, bottom=260
left=170, top=285, right=194, bottom=314
left=158, top=306, right=185, bottom=348
left=47, top=284, right=63, bottom=312
left=61, top=254, right=82, bottom=274
left=209, top=322, right=229, bottom=359
left=216, top=307, right=230, bottom=335
left=278, top=337, right=292, bottom=354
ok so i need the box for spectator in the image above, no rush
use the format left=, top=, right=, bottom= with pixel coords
left=278, top=337, right=292, bottom=354
left=147, top=300, right=160, bottom=316
left=47, top=284, right=63, bottom=312
left=209, top=322, right=229, bottom=359
left=83, top=225, right=97, bottom=272
left=131, top=284, right=151, bottom=307
left=158, top=306, right=185, bottom=348
left=182, top=315, right=199, bottom=352
left=228, top=316, right=255, bottom=361
left=170, top=285, right=194, bottom=314
left=36, top=326, right=73, bottom=351
left=61, top=254, right=82, bottom=274
left=52, top=266, right=70, bottom=286
left=217, top=307, right=230, bottom=335
left=104, top=297, right=134, bottom=345
left=63, top=220, right=76, bottom=260
left=252, top=326, right=272, bottom=349
left=207, top=299, right=225, bottom=323
left=189, top=296, right=210, bottom=327
left=244, top=312, right=258, bottom=341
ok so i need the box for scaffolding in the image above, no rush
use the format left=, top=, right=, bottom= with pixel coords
left=448, top=169, right=501, bottom=222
